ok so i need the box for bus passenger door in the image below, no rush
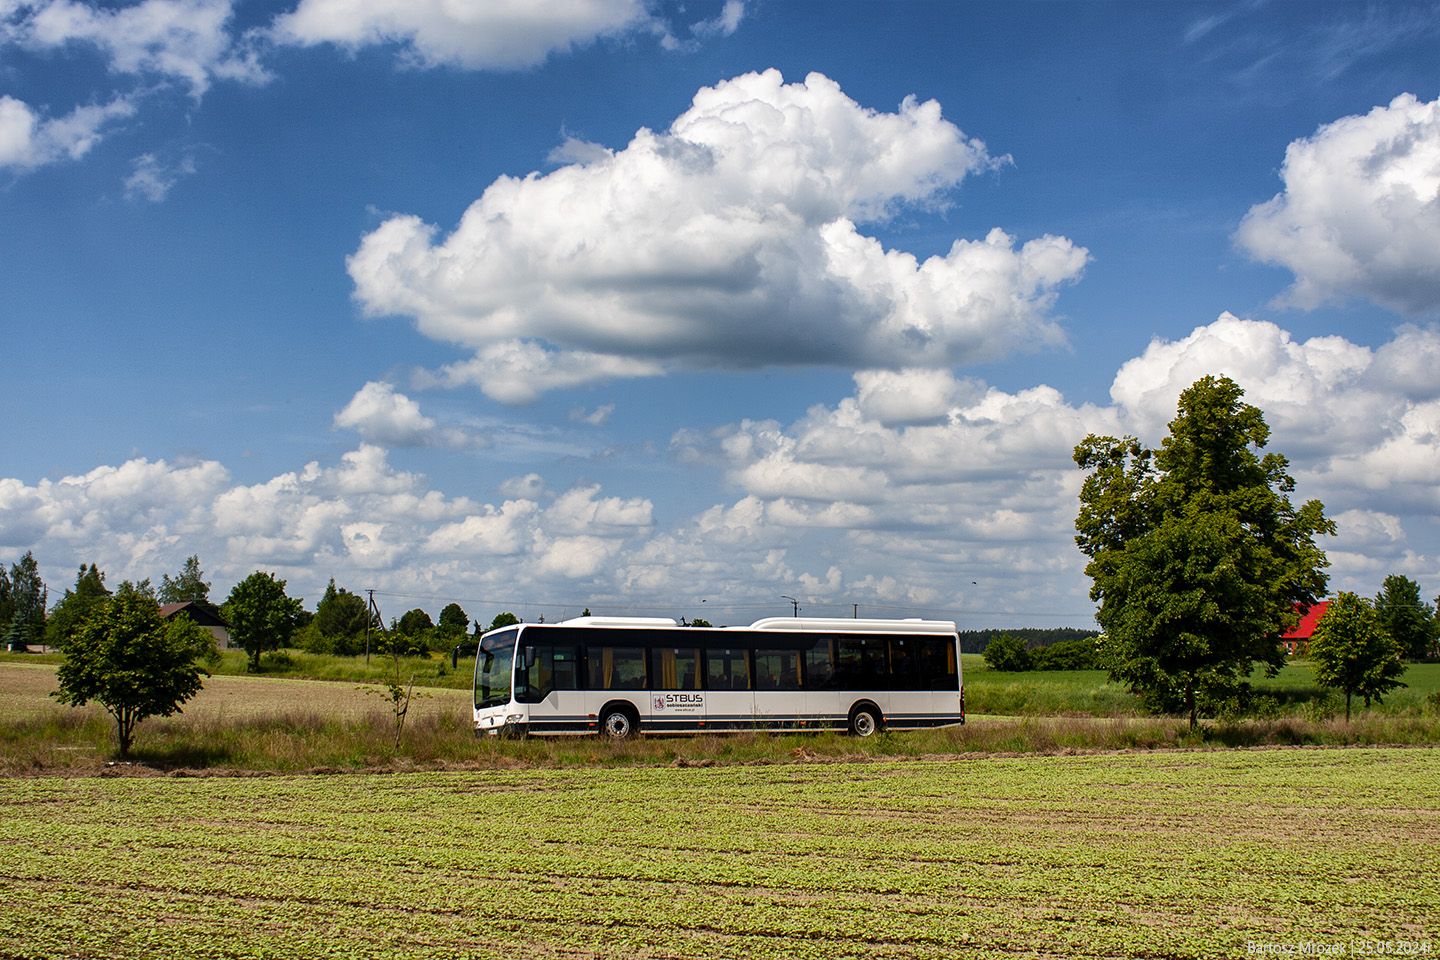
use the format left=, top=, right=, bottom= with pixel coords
left=803, top=637, right=845, bottom=731
left=516, top=643, right=582, bottom=732
left=753, top=646, right=805, bottom=730
left=703, top=646, right=754, bottom=732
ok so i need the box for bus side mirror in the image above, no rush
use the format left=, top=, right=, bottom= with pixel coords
left=451, top=642, right=478, bottom=670
left=523, top=646, right=537, bottom=668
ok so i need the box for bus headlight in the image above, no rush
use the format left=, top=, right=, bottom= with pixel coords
left=505, top=713, right=525, bottom=724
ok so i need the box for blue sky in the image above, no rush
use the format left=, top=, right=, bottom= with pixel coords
left=3, top=0, right=1439, bottom=629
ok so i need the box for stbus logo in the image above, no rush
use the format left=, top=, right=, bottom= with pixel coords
left=654, top=694, right=703, bottom=711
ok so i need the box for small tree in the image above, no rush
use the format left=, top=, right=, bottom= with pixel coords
left=982, top=633, right=1032, bottom=672
left=1308, top=592, right=1406, bottom=721
left=225, top=571, right=303, bottom=671
left=52, top=589, right=218, bottom=756
left=362, top=625, right=429, bottom=748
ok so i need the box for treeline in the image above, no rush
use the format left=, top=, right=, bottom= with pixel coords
left=958, top=628, right=1099, bottom=655
left=4, top=554, right=526, bottom=673
left=291, top=579, right=521, bottom=659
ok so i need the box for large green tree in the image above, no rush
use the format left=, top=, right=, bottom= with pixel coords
left=52, top=588, right=218, bottom=756
left=1074, top=375, right=1334, bottom=727
left=224, top=572, right=303, bottom=671
left=1373, top=574, right=1437, bottom=661
left=1308, top=592, right=1406, bottom=721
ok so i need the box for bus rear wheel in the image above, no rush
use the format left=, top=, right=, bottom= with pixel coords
left=599, top=707, right=637, bottom=741
left=849, top=705, right=882, bottom=738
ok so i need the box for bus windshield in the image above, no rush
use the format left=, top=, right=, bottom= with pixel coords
left=475, top=629, right=518, bottom=709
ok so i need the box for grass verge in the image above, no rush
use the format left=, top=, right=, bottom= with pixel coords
left=5, top=657, right=1439, bottom=775
left=5, top=698, right=1439, bottom=776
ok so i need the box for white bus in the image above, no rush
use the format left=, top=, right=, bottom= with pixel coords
left=467, top=616, right=964, bottom=739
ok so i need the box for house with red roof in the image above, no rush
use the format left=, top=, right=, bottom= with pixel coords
left=1279, top=601, right=1330, bottom=656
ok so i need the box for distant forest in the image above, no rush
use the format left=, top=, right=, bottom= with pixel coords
left=958, top=628, right=1100, bottom=655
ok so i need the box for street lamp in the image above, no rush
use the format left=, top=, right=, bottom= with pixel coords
left=781, top=595, right=799, bottom=617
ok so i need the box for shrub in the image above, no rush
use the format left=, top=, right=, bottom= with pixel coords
left=1030, top=637, right=1102, bottom=671
left=982, top=633, right=1032, bottom=671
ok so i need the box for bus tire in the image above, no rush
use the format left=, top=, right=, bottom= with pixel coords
left=849, top=704, right=882, bottom=738
left=599, top=705, right=638, bottom=741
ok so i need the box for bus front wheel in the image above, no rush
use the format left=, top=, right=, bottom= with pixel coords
left=599, top=707, right=637, bottom=741
left=849, top=705, right=882, bottom=738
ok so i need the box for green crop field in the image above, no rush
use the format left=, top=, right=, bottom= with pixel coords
left=1, top=748, right=1436, bottom=959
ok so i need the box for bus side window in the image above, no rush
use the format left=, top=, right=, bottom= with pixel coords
left=804, top=639, right=836, bottom=690
left=917, top=637, right=958, bottom=689
left=889, top=638, right=921, bottom=690
left=837, top=636, right=888, bottom=688
left=754, top=649, right=801, bottom=691
left=651, top=647, right=701, bottom=690
left=588, top=645, right=648, bottom=690
left=706, top=648, right=750, bottom=691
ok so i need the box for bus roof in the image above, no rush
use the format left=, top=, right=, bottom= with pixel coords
left=557, top=616, right=680, bottom=628
left=535, top=615, right=957, bottom=635
left=747, top=617, right=957, bottom=634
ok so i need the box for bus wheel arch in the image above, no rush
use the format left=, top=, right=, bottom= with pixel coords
left=598, top=702, right=640, bottom=741
left=848, top=701, right=883, bottom=738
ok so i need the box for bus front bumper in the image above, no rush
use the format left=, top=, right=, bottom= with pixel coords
left=476, top=713, right=528, bottom=737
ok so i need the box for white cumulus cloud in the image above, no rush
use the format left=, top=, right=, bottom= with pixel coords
left=349, top=69, right=1087, bottom=402
left=1109, top=312, right=1422, bottom=459
left=270, top=0, right=655, bottom=70
left=1236, top=93, right=1440, bottom=315
left=333, top=381, right=482, bottom=448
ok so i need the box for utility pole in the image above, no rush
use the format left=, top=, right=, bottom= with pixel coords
left=366, top=589, right=384, bottom=665
left=781, top=595, right=799, bottom=617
